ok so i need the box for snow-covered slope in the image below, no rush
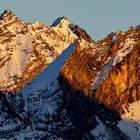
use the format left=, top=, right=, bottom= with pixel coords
left=0, top=79, right=75, bottom=140
left=88, top=116, right=130, bottom=140
left=0, top=9, right=95, bottom=140
left=0, top=42, right=77, bottom=139
left=118, top=101, right=140, bottom=140
left=0, top=10, right=79, bottom=92
left=18, top=42, right=77, bottom=116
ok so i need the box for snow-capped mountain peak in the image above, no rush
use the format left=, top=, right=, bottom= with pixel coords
left=51, top=16, right=69, bottom=27
left=0, top=10, right=95, bottom=93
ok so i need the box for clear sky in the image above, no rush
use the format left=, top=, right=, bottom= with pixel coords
left=0, top=0, right=140, bottom=41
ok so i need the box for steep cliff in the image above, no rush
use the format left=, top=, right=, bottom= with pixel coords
left=61, top=26, right=140, bottom=114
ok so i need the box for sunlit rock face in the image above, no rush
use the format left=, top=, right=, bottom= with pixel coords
left=61, top=26, right=140, bottom=114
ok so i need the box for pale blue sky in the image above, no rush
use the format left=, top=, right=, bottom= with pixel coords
left=0, top=0, right=140, bottom=41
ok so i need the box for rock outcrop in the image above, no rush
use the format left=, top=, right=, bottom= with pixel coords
left=61, top=26, right=140, bottom=114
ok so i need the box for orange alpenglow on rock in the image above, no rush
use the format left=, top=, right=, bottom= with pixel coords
left=61, top=26, right=140, bottom=114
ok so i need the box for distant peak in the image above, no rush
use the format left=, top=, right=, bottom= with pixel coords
left=4, top=9, right=13, bottom=14
left=0, top=9, right=16, bottom=20
left=135, top=25, right=140, bottom=30
left=51, top=16, right=70, bottom=27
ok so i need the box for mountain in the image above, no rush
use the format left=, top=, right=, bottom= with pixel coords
left=0, top=10, right=140, bottom=140
left=61, top=26, right=140, bottom=139
left=0, top=10, right=93, bottom=93
left=61, top=26, right=140, bottom=113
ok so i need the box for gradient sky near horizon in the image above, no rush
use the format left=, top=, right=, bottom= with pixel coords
left=0, top=0, right=140, bottom=41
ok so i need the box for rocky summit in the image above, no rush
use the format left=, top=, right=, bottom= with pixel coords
left=0, top=10, right=140, bottom=140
